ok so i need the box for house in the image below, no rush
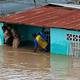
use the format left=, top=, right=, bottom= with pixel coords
left=0, top=4, right=80, bottom=56
left=0, top=23, right=4, bottom=45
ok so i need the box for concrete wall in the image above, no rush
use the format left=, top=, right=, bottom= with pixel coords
left=50, top=28, right=80, bottom=55
left=0, top=23, right=4, bottom=45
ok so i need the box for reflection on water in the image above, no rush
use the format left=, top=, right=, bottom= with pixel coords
left=0, top=46, right=80, bottom=80
left=0, top=46, right=51, bottom=80
left=51, top=54, right=80, bottom=80
left=0, top=46, right=4, bottom=64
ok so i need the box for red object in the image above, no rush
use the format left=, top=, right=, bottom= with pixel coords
left=0, top=5, right=80, bottom=30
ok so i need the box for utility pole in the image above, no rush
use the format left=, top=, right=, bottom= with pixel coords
left=33, top=0, right=37, bottom=7
left=33, top=0, right=48, bottom=7
left=45, top=0, right=48, bottom=3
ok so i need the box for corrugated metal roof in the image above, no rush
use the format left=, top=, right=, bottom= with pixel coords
left=0, top=4, right=80, bottom=30
left=50, top=3, right=80, bottom=9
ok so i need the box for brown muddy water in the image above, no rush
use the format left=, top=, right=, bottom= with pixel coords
left=0, top=46, right=51, bottom=80
left=51, top=55, right=80, bottom=80
left=0, top=46, right=80, bottom=80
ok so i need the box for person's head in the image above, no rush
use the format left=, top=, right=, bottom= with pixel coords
left=2, top=26, right=8, bottom=32
left=7, top=26, right=11, bottom=30
left=32, top=33, right=37, bottom=38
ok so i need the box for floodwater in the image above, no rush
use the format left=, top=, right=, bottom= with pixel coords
left=51, top=55, right=80, bottom=80
left=0, top=46, right=51, bottom=80
left=0, top=46, right=80, bottom=80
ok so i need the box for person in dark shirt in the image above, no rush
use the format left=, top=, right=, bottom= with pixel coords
left=2, top=26, right=13, bottom=46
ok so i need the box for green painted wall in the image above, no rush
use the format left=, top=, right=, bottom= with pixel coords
left=16, top=25, right=42, bottom=41
left=50, top=28, right=80, bottom=55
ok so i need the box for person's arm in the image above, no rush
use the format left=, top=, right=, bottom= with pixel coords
left=39, top=32, right=47, bottom=40
left=33, top=39, right=38, bottom=52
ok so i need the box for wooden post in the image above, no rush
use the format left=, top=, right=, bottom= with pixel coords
left=33, top=0, right=37, bottom=7
left=45, top=0, right=48, bottom=3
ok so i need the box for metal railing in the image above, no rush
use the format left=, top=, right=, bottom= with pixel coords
left=67, top=34, right=80, bottom=57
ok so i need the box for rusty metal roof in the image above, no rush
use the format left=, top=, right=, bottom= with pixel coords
left=0, top=4, right=80, bottom=30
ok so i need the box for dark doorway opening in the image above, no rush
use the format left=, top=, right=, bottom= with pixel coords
left=3, top=23, right=50, bottom=52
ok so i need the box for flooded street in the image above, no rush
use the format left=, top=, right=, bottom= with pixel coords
left=51, top=55, right=80, bottom=80
left=0, top=46, right=80, bottom=80
left=0, top=46, right=51, bottom=80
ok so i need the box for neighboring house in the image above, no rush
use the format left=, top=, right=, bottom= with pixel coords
left=0, top=0, right=80, bottom=16
left=0, top=4, right=80, bottom=56
left=0, top=0, right=35, bottom=16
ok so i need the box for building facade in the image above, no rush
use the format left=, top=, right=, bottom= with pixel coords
left=51, top=28, right=80, bottom=56
left=0, top=23, right=4, bottom=45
